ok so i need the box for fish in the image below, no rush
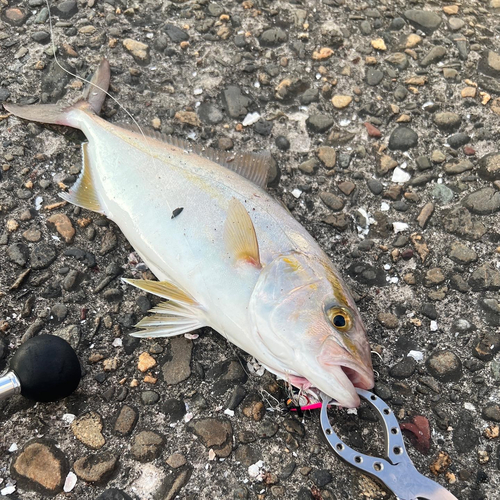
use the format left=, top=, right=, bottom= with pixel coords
left=4, top=59, right=374, bottom=407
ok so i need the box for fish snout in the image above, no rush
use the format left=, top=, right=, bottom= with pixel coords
left=318, top=338, right=375, bottom=392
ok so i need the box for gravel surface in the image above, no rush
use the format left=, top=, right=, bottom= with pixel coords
left=1, top=1, right=500, bottom=499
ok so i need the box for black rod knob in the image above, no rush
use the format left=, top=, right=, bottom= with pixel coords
left=0, top=335, right=81, bottom=402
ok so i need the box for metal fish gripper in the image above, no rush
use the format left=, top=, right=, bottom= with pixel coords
left=320, top=388, right=459, bottom=500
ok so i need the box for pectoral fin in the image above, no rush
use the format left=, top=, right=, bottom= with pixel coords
left=123, top=278, right=207, bottom=338
left=59, top=143, right=107, bottom=215
left=224, top=198, right=261, bottom=268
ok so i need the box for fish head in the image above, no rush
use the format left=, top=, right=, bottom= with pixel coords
left=249, top=252, right=374, bottom=407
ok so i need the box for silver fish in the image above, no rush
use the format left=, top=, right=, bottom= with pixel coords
left=4, top=60, right=374, bottom=407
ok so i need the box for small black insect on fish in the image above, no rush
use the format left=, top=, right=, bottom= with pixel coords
left=171, top=207, right=184, bottom=219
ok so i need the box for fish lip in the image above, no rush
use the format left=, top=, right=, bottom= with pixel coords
left=325, top=360, right=375, bottom=391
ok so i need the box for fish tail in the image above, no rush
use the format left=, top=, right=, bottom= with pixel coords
left=3, top=59, right=110, bottom=127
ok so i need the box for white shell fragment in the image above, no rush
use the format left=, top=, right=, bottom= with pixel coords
left=392, top=222, right=409, bottom=233
left=248, top=460, right=265, bottom=480
left=391, top=166, right=411, bottom=183
left=242, top=112, right=261, bottom=127
left=63, top=472, right=77, bottom=493
left=408, top=350, right=424, bottom=362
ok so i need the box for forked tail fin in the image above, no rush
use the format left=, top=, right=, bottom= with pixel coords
left=3, top=59, right=110, bottom=127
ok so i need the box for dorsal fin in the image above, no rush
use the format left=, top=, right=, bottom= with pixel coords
left=117, top=123, right=271, bottom=189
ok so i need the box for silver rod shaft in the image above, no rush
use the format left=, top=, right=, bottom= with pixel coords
left=0, top=372, right=21, bottom=401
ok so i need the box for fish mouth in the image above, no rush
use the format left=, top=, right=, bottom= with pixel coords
left=313, top=339, right=375, bottom=407
left=289, top=362, right=373, bottom=408
left=320, top=363, right=373, bottom=408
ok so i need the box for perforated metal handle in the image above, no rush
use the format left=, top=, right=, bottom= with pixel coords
left=320, top=389, right=459, bottom=500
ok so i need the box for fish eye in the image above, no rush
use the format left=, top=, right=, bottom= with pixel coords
left=333, top=315, right=346, bottom=328
left=327, top=307, right=352, bottom=331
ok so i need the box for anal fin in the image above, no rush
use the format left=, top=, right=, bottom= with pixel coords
left=123, top=278, right=207, bottom=338
left=59, top=143, right=107, bottom=214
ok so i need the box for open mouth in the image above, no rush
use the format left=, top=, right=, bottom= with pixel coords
left=288, top=363, right=374, bottom=408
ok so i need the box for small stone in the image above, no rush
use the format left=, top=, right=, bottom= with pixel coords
left=162, top=337, right=192, bottom=384
left=417, top=203, right=434, bottom=228
left=473, top=333, right=500, bottom=361
left=443, top=160, right=473, bottom=175
left=310, top=469, right=332, bottom=488
left=306, top=114, right=334, bottom=133
left=449, top=242, right=477, bottom=264
left=71, top=412, right=105, bottom=449
left=275, top=136, right=290, bottom=151
left=469, top=264, right=500, bottom=291
left=365, top=68, right=384, bottom=86
left=377, top=312, right=399, bottom=329
left=189, top=418, right=233, bottom=457
left=123, top=39, right=150, bottom=64
left=426, top=351, right=462, bottom=382
left=478, top=51, right=500, bottom=78
left=406, top=34, right=422, bottom=48
left=424, top=268, right=446, bottom=287
left=364, top=122, right=382, bottom=137
left=377, top=155, right=398, bottom=175
left=371, top=38, right=387, bottom=51
left=175, top=111, right=201, bottom=127
left=242, top=395, right=265, bottom=422
left=430, top=451, right=451, bottom=475
left=222, top=86, right=251, bottom=119
left=96, top=489, right=133, bottom=500
left=317, top=147, right=336, bottom=168
left=6, top=219, right=19, bottom=232
left=390, top=356, right=417, bottom=379
left=197, top=103, right=223, bottom=125
left=463, top=187, right=500, bottom=215
left=482, top=403, right=500, bottom=422
left=443, top=5, right=459, bottom=15
left=447, top=133, right=470, bottom=149
left=4, top=7, right=28, bottom=25
left=11, top=439, right=68, bottom=495
left=420, top=46, right=447, bottom=67
left=47, top=214, right=75, bottom=243
left=431, top=150, right=446, bottom=163
left=114, top=405, right=138, bottom=436
left=432, top=184, right=454, bottom=204
left=259, top=28, right=287, bottom=48
left=7, top=243, right=29, bottom=267
left=462, top=87, right=477, bottom=98
left=138, top=352, right=156, bottom=372
left=56, top=1, right=78, bottom=19
left=331, top=95, right=352, bottom=109
left=453, top=412, right=480, bottom=454
left=23, top=228, right=42, bottom=242
left=338, top=181, right=355, bottom=195
left=130, top=431, right=164, bottom=462
left=319, top=192, right=345, bottom=211
left=73, top=452, right=118, bottom=483
left=404, top=9, right=442, bottom=34
left=322, top=213, right=350, bottom=232
left=164, top=24, right=189, bottom=43
left=166, top=453, right=187, bottom=469
left=298, top=158, right=318, bottom=174
left=312, top=47, right=334, bottom=60
left=389, top=127, right=418, bottom=151
left=478, top=152, right=500, bottom=181
left=433, top=112, right=461, bottom=131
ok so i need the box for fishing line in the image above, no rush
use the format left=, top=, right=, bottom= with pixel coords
left=44, top=0, right=156, bottom=169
